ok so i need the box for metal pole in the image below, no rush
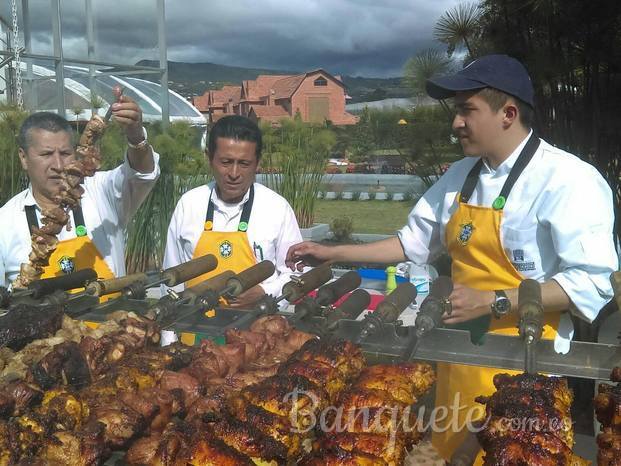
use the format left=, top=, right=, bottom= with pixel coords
left=85, top=0, right=96, bottom=115
left=157, top=0, right=169, bottom=129
left=22, top=0, right=35, bottom=110
left=51, top=0, right=65, bottom=118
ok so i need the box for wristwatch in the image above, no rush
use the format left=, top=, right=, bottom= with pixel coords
left=491, top=290, right=511, bottom=319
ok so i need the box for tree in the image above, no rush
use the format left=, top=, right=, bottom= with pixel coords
left=434, top=2, right=482, bottom=58
left=404, top=48, right=453, bottom=97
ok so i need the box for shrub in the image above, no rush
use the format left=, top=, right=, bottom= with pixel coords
left=386, top=192, right=394, bottom=201
left=368, top=191, right=377, bottom=201
left=330, top=216, right=354, bottom=242
left=351, top=191, right=361, bottom=201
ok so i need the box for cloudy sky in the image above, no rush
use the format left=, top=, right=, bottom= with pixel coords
left=4, top=0, right=464, bottom=78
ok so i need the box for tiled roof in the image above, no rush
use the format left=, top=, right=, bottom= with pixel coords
left=250, top=105, right=289, bottom=118
left=209, top=85, right=241, bottom=106
left=244, top=75, right=290, bottom=101
left=272, top=74, right=305, bottom=99
left=192, top=92, right=210, bottom=112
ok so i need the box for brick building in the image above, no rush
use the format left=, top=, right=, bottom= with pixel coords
left=193, top=69, right=358, bottom=126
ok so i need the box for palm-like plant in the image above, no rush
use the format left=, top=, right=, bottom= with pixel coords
left=434, top=2, right=481, bottom=58
left=404, top=48, right=453, bottom=96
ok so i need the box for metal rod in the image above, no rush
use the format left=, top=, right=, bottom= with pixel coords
left=157, top=0, right=169, bottom=129
left=50, top=0, right=65, bottom=118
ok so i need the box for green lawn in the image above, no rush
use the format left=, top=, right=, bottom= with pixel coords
left=313, top=200, right=414, bottom=235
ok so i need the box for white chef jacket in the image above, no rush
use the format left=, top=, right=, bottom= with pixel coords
left=0, top=152, right=161, bottom=287
left=163, top=182, right=303, bottom=297
left=398, top=133, right=618, bottom=353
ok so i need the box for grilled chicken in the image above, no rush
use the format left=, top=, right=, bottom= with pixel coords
left=355, top=362, right=435, bottom=405
left=33, top=421, right=108, bottom=466
left=299, top=444, right=388, bottom=466
left=210, top=413, right=288, bottom=462
left=321, top=431, right=406, bottom=465
left=290, top=338, right=365, bottom=380
left=476, top=373, right=588, bottom=466
left=278, top=358, right=345, bottom=401
left=239, top=374, right=328, bottom=431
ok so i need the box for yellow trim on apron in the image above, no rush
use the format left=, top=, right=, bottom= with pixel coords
left=431, top=194, right=560, bottom=463
left=41, top=235, right=116, bottom=301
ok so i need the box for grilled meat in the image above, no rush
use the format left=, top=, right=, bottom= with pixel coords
left=0, top=304, right=64, bottom=351
left=210, top=413, right=288, bottom=462
left=33, top=421, right=108, bottom=466
left=355, top=362, right=435, bottom=404
left=596, top=369, right=621, bottom=465
left=290, top=338, right=365, bottom=380
left=480, top=430, right=589, bottom=466
left=476, top=373, right=588, bottom=466
left=299, top=444, right=388, bottom=466
left=278, top=358, right=346, bottom=401
left=321, top=432, right=406, bottom=466
left=239, top=374, right=328, bottom=430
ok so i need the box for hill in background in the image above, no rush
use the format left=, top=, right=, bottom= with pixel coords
left=136, top=60, right=410, bottom=104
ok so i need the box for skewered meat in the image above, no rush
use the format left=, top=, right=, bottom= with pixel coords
left=33, top=421, right=108, bottom=466
left=177, top=428, right=255, bottom=466
left=210, top=413, right=289, bottom=462
left=290, top=338, right=366, bottom=380
left=0, top=303, right=64, bottom=351
left=239, top=374, right=328, bottom=431
left=299, top=444, right=388, bottom=466
left=476, top=372, right=587, bottom=466
left=596, top=368, right=621, bottom=464
left=159, top=370, right=204, bottom=412
left=227, top=394, right=306, bottom=458
left=355, top=362, right=435, bottom=405
left=278, top=357, right=346, bottom=402
left=479, top=429, right=589, bottom=466
left=321, top=432, right=406, bottom=466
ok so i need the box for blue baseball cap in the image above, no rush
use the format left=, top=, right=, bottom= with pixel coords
left=426, top=54, right=534, bottom=107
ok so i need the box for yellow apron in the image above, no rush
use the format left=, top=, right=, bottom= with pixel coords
left=25, top=204, right=115, bottom=294
left=181, top=186, right=258, bottom=346
left=186, top=185, right=257, bottom=288
left=430, top=134, right=561, bottom=463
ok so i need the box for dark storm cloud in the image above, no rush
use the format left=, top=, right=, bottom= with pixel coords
left=5, top=0, right=463, bottom=77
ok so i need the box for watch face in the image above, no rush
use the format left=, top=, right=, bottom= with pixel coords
left=494, top=297, right=511, bottom=315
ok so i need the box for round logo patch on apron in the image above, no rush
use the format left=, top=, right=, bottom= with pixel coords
left=58, top=255, right=76, bottom=274
left=458, top=221, right=475, bottom=245
left=218, top=240, right=233, bottom=259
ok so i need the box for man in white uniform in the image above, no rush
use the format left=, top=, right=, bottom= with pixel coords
left=163, top=115, right=302, bottom=308
left=286, top=54, right=618, bottom=460
left=0, top=98, right=160, bottom=287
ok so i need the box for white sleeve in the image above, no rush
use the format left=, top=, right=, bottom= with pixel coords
left=98, top=146, right=161, bottom=228
left=259, top=202, right=303, bottom=297
left=397, top=171, right=452, bottom=265
left=163, top=197, right=186, bottom=271
left=545, top=168, right=618, bottom=322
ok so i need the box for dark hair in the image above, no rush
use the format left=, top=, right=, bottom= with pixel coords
left=477, top=87, right=534, bottom=129
left=18, top=112, right=73, bottom=150
left=207, top=115, right=262, bottom=161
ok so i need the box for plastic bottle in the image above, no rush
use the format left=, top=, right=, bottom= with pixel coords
left=385, top=266, right=398, bottom=295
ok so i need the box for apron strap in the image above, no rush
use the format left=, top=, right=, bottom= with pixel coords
left=459, top=132, right=541, bottom=206
left=205, top=185, right=255, bottom=232
left=25, top=204, right=87, bottom=236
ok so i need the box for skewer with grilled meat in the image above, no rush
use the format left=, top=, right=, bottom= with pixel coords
left=299, top=444, right=388, bottom=466
left=249, top=314, right=292, bottom=336
left=159, top=370, right=204, bottom=414
left=278, top=358, right=346, bottom=402
left=290, top=338, right=365, bottom=380
left=354, top=362, right=435, bottom=405
left=492, top=372, right=573, bottom=412
left=209, top=413, right=288, bottom=464
left=320, top=432, right=406, bottom=466
left=239, top=374, right=328, bottom=431
left=227, top=393, right=307, bottom=458
left=596, top=368, right=621, bottom=465
left=479, top=429, right=589, bottom=466
left=597, top=426, right=621, bottom=465
left=31, top=421, right=108, bottom=466
left=476, top=375, right=574, bottom=449
left=174, top=425, right=255, bottom=466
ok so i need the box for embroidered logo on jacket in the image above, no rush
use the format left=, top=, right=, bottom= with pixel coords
left=219, top=240, right=233, bottom=259
left=58, top=256, right=75, bottom=274
left=512, top=248, right=535, bottom=271
left=458, top=222, right=475, bottom=245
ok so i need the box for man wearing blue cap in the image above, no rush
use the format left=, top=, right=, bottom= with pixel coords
left=286, top=54, right=617, bottom=461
